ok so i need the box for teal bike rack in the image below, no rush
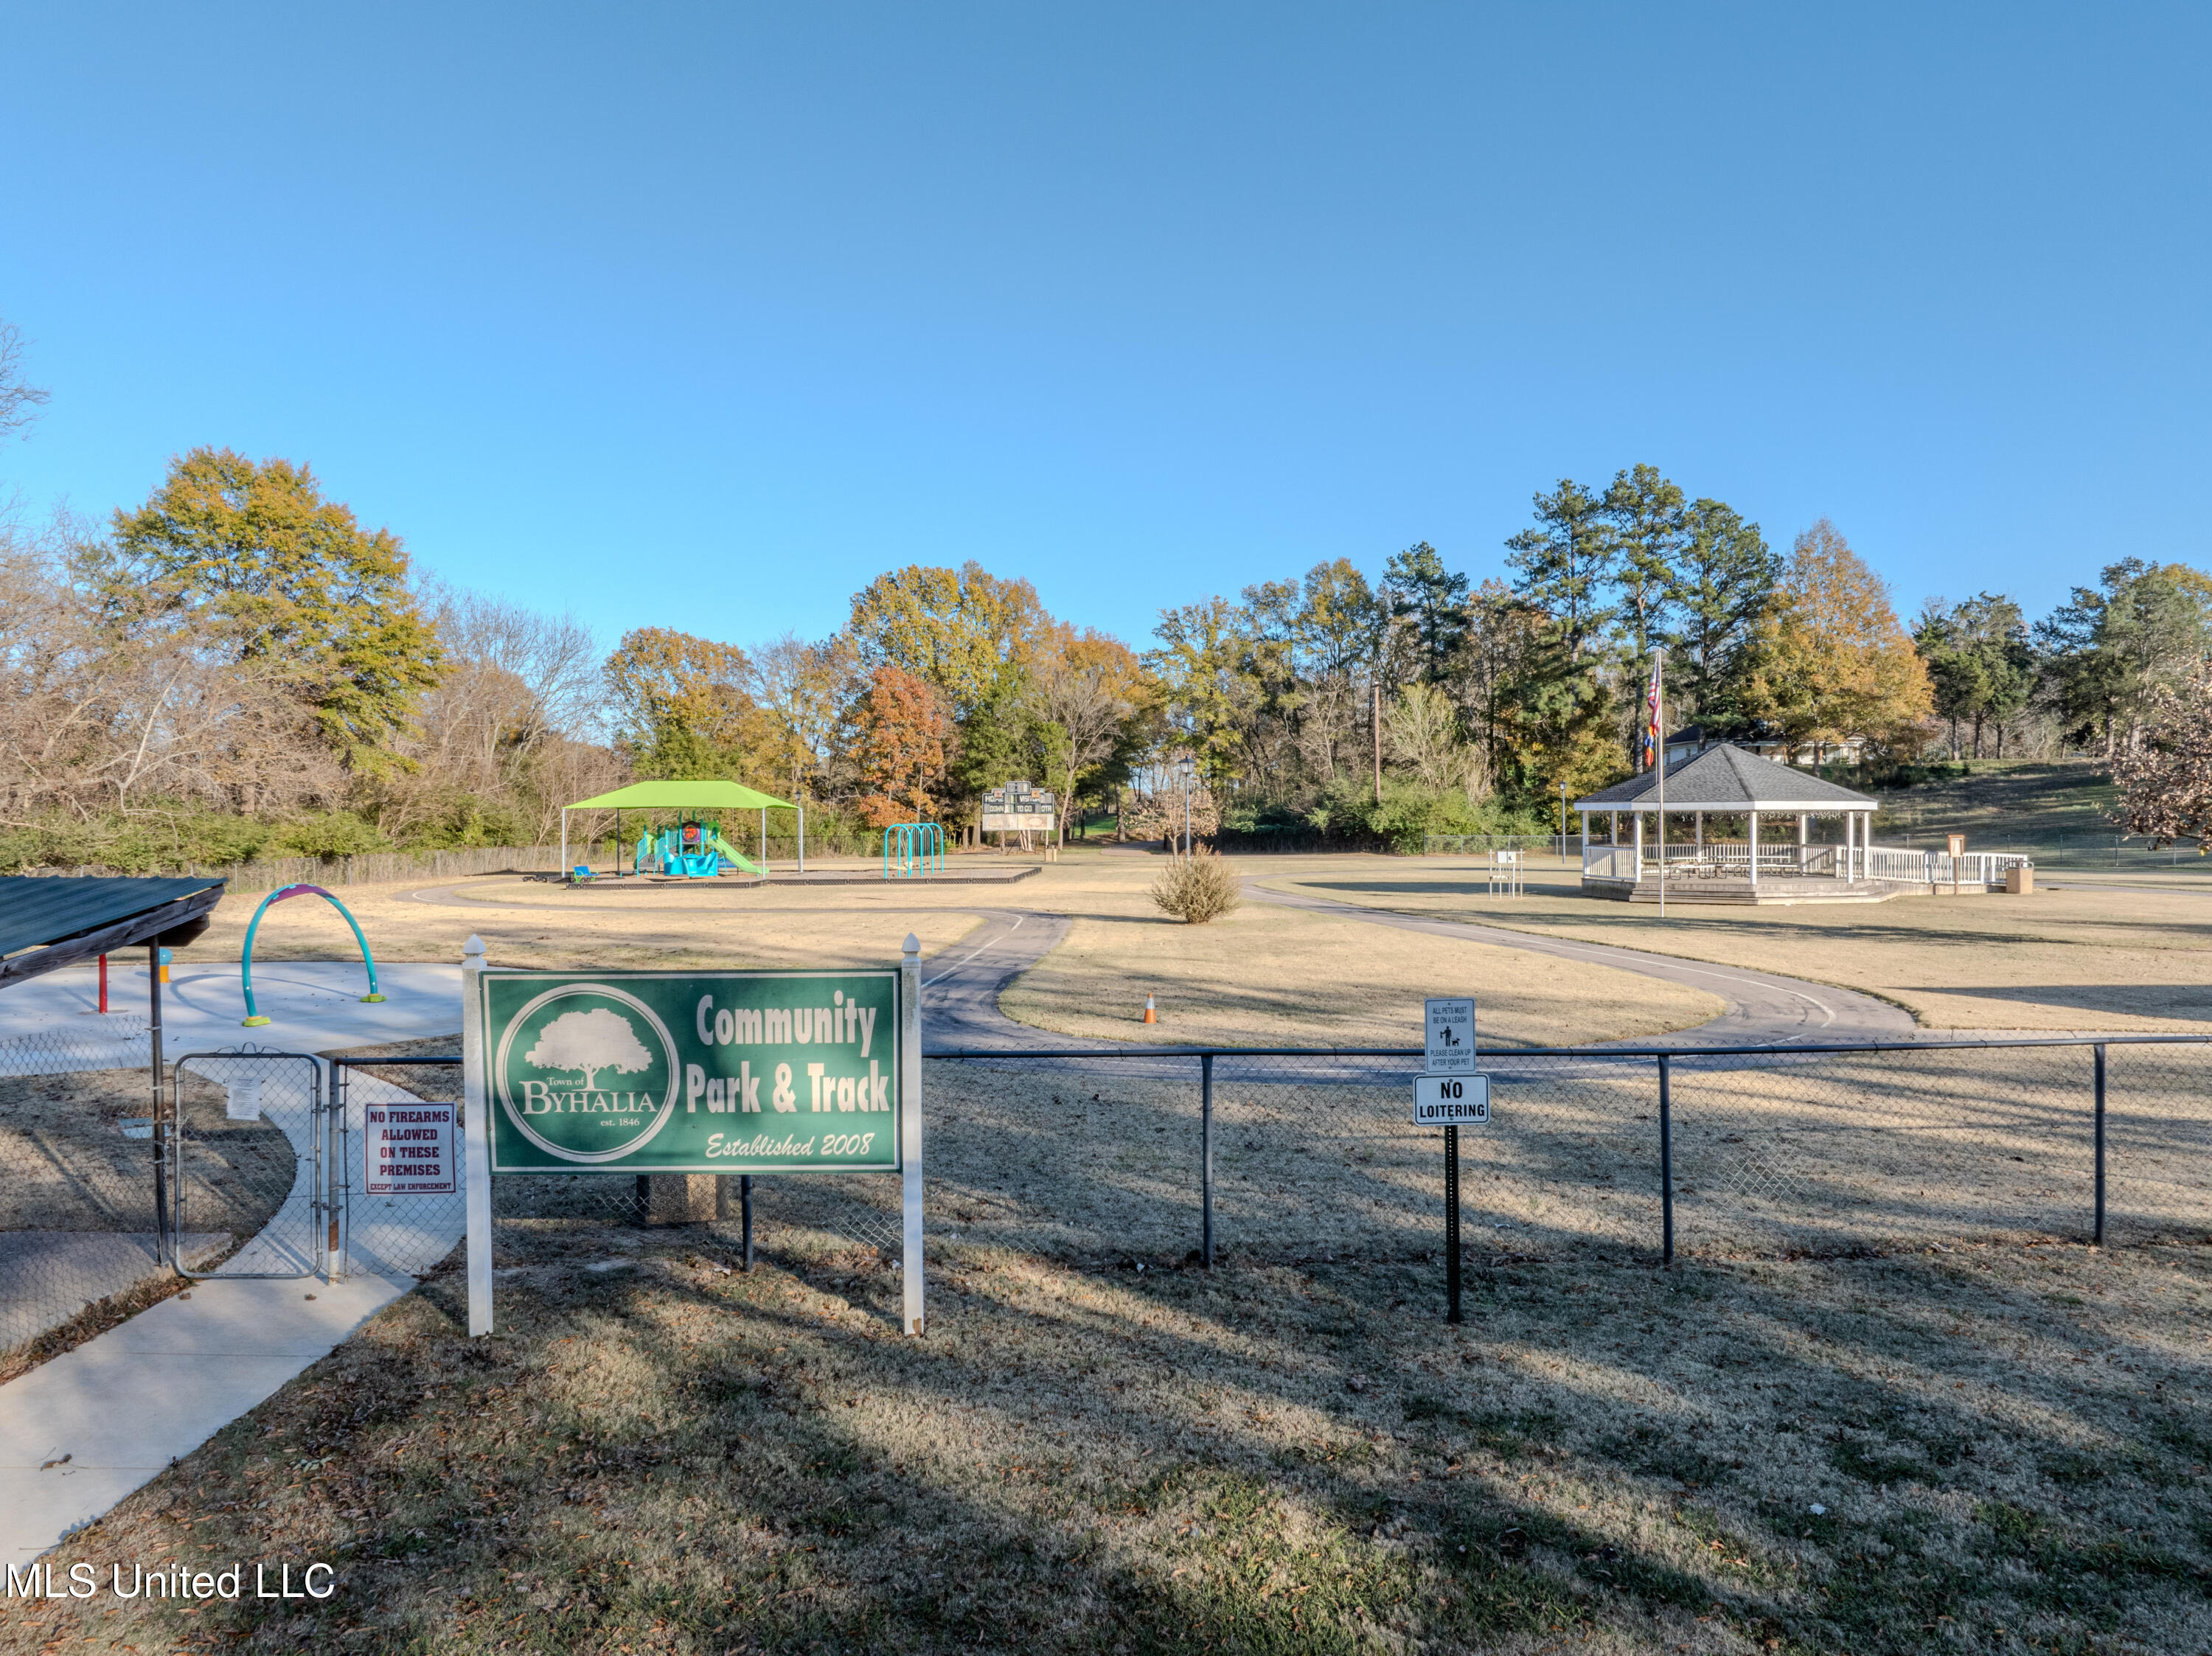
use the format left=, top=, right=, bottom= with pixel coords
left=240, top=883, right=383, bottom=1026
left=882, top=821, right=945, bottom=880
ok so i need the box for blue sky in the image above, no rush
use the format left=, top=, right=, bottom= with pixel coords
left=1, top=4, right=2205, bottom=655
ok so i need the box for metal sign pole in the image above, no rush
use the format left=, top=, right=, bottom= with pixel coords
left=1200, top=1053, right=1214, bottom=1269
left=1444, top=1124, right=1461, bottom=1324
left=900, top=933, right=925, bottom=1336
left=462, top=935, right=493, bottom=1336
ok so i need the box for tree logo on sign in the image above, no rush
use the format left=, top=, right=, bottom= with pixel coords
left=495, top=985, right=681, bottom=1163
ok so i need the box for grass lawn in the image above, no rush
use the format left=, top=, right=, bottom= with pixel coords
left=1269, top=862, right=2212, bottom=1034
left=9, top=1226, right=2207, bottom=1652
left=1865, top=759, right=2121, bottom=855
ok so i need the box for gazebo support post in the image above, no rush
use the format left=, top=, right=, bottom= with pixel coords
left=1579, top=810, right=1588, bottom=872
left=1798, top=813, right=1808, bottom=874
left=1633, top=811, right=1644, bottom=881
left=1749, top=812, right=1759, bottom=890
left=1842, top=812, right=1853, bottom=882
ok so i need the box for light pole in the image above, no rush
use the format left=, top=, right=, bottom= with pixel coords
left=1179, top=755, right=1195, bottom=857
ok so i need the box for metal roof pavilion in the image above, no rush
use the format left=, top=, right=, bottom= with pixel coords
left=0, top=874, right=226, bottom=989
left=1574, top=743, right=1877, bottom=814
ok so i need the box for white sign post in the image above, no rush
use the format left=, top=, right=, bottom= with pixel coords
left=1418, top=996, right=1479, bottom=1323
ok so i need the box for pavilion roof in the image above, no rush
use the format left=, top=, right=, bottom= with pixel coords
left=1573, top=744, right=1877, bottom=813
left=566, top=780, right=795, bottom=812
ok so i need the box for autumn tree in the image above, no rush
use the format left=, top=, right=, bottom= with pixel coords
left=95, top=448, right=442, bottom=774
left=852, top=665, right=949, bottom=828
left=1025, top=627, right=1146, bottom=842
left=602, top=627, right=771, bottom=780
left=1740, top=519, right=1933, bottom=760
left=847, top=562, right=1048, bottom=717
left=750, top=632, right=861, bottom=805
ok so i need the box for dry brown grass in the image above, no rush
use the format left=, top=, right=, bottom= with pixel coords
left=177, top=863, right=1003, bottom=971
left=10, top=1043, right=2212, bottom=1654
left=1272, top=858, right=2212, bottom=1032
left=995, top=855, right=1723, bottom=1048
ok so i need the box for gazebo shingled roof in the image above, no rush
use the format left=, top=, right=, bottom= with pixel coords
left=1574, top=744, right=1876, bottom=814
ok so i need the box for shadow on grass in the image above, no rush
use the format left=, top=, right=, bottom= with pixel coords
left=23, top=1222, right=2212, bottom=1656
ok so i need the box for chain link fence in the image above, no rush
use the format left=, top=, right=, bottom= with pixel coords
left=326, top=1054, right=905, bottom=1279
left=9, top=1027, right=2206, bottom=1374
left=926, top=1036, right=2212, bottom=1267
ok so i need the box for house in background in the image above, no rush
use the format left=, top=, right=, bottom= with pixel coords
left=1663, top=724, right=1868, bottom=769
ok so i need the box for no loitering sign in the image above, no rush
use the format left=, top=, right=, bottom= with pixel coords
left=1412, top=1073, right=1489, bottom=1126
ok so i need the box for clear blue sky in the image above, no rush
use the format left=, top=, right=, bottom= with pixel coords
left=1, top=4, right=2205, bottom=654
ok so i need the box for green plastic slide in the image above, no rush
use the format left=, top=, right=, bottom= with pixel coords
left=708, top=830, right=767, bottom=877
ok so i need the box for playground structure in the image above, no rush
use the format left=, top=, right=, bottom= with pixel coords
left=240, top=883, right=383, bottom=1026
left=562, top=779, right=804, bottom=883
left=633, top=817, right=766, bottom=879
left=883, top=821, right=945, bottom=880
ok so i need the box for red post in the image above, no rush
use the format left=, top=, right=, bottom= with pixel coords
left=98, top=953, right=108, bottom=1014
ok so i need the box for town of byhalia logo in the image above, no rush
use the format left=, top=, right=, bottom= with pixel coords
left=494, top=984, right=680, bottom=1163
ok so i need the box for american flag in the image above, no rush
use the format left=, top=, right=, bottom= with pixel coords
left=1642, top=654, right=1662, bottom=771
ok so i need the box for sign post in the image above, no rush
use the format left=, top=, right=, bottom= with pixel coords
left=462, top=945, right=918, bottom=1337
left=1419, top=998, right=1480, bottom=1324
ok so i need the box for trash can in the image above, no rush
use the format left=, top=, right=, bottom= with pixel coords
left=2005, top=866, right=2034, bottom=895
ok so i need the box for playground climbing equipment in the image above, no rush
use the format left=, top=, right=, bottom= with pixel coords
left=632, top=816, right=767, bottom=878
left=883, top=821, right=945, bottom=880
left=239, top=883, right=384, bottom=1026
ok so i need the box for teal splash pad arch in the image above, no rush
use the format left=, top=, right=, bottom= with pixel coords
left=882, top=821, right=945, bottom=880
left=240, top=883, right=383, bottom=1026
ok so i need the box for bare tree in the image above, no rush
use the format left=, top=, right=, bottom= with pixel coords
left=0, top=318, right=49, bottom=445
left=1026, top=650, right=1135, bottom=845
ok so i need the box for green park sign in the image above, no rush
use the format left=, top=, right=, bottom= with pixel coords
left=473, top=968, right=902, bottom=1175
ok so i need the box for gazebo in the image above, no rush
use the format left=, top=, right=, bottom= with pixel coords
left=562, top=780, right=803, bottom=880
left=1573, top=745, right=1884, bottom=903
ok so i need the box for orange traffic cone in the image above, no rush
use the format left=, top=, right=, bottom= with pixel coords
left=1143, top=994, right=1157, bottom=1024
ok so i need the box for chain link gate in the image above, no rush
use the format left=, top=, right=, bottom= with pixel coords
left=167, top=1051, right=327, bottom=1278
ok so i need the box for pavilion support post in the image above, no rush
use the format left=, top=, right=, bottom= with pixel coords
left=1632, top=811, right=1644, bottom=881
left=1798, top=813, right=1808, bottom=874
left=1579, top=811, right=1587, bottom=872
left=1749, top=812, right=1759, bottom=888
left=1841, top=812, right=1852, bottom=881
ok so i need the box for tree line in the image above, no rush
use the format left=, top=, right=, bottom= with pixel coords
left=4, top=322, right=2207, bottom=869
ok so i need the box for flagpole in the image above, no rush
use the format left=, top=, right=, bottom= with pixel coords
left=1655, top=648, right=1666, bottom=919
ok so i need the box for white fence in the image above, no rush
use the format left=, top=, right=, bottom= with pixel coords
left=1584, top=842, right=2034, bottom=886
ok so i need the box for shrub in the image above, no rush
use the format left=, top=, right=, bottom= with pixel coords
left=1151, top=852, right=1242, bottom=924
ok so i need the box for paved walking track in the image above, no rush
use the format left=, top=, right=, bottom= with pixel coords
left=2, top=862, right=1905, bottom=1561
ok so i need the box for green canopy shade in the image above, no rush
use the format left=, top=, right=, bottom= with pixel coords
left=566, top=780, right=795, bottom=812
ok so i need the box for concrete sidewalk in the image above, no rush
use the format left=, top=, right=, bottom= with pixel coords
left=0, top=959, right=462, bottom=1054
left=0, top=1271, right=410, bottom=1562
